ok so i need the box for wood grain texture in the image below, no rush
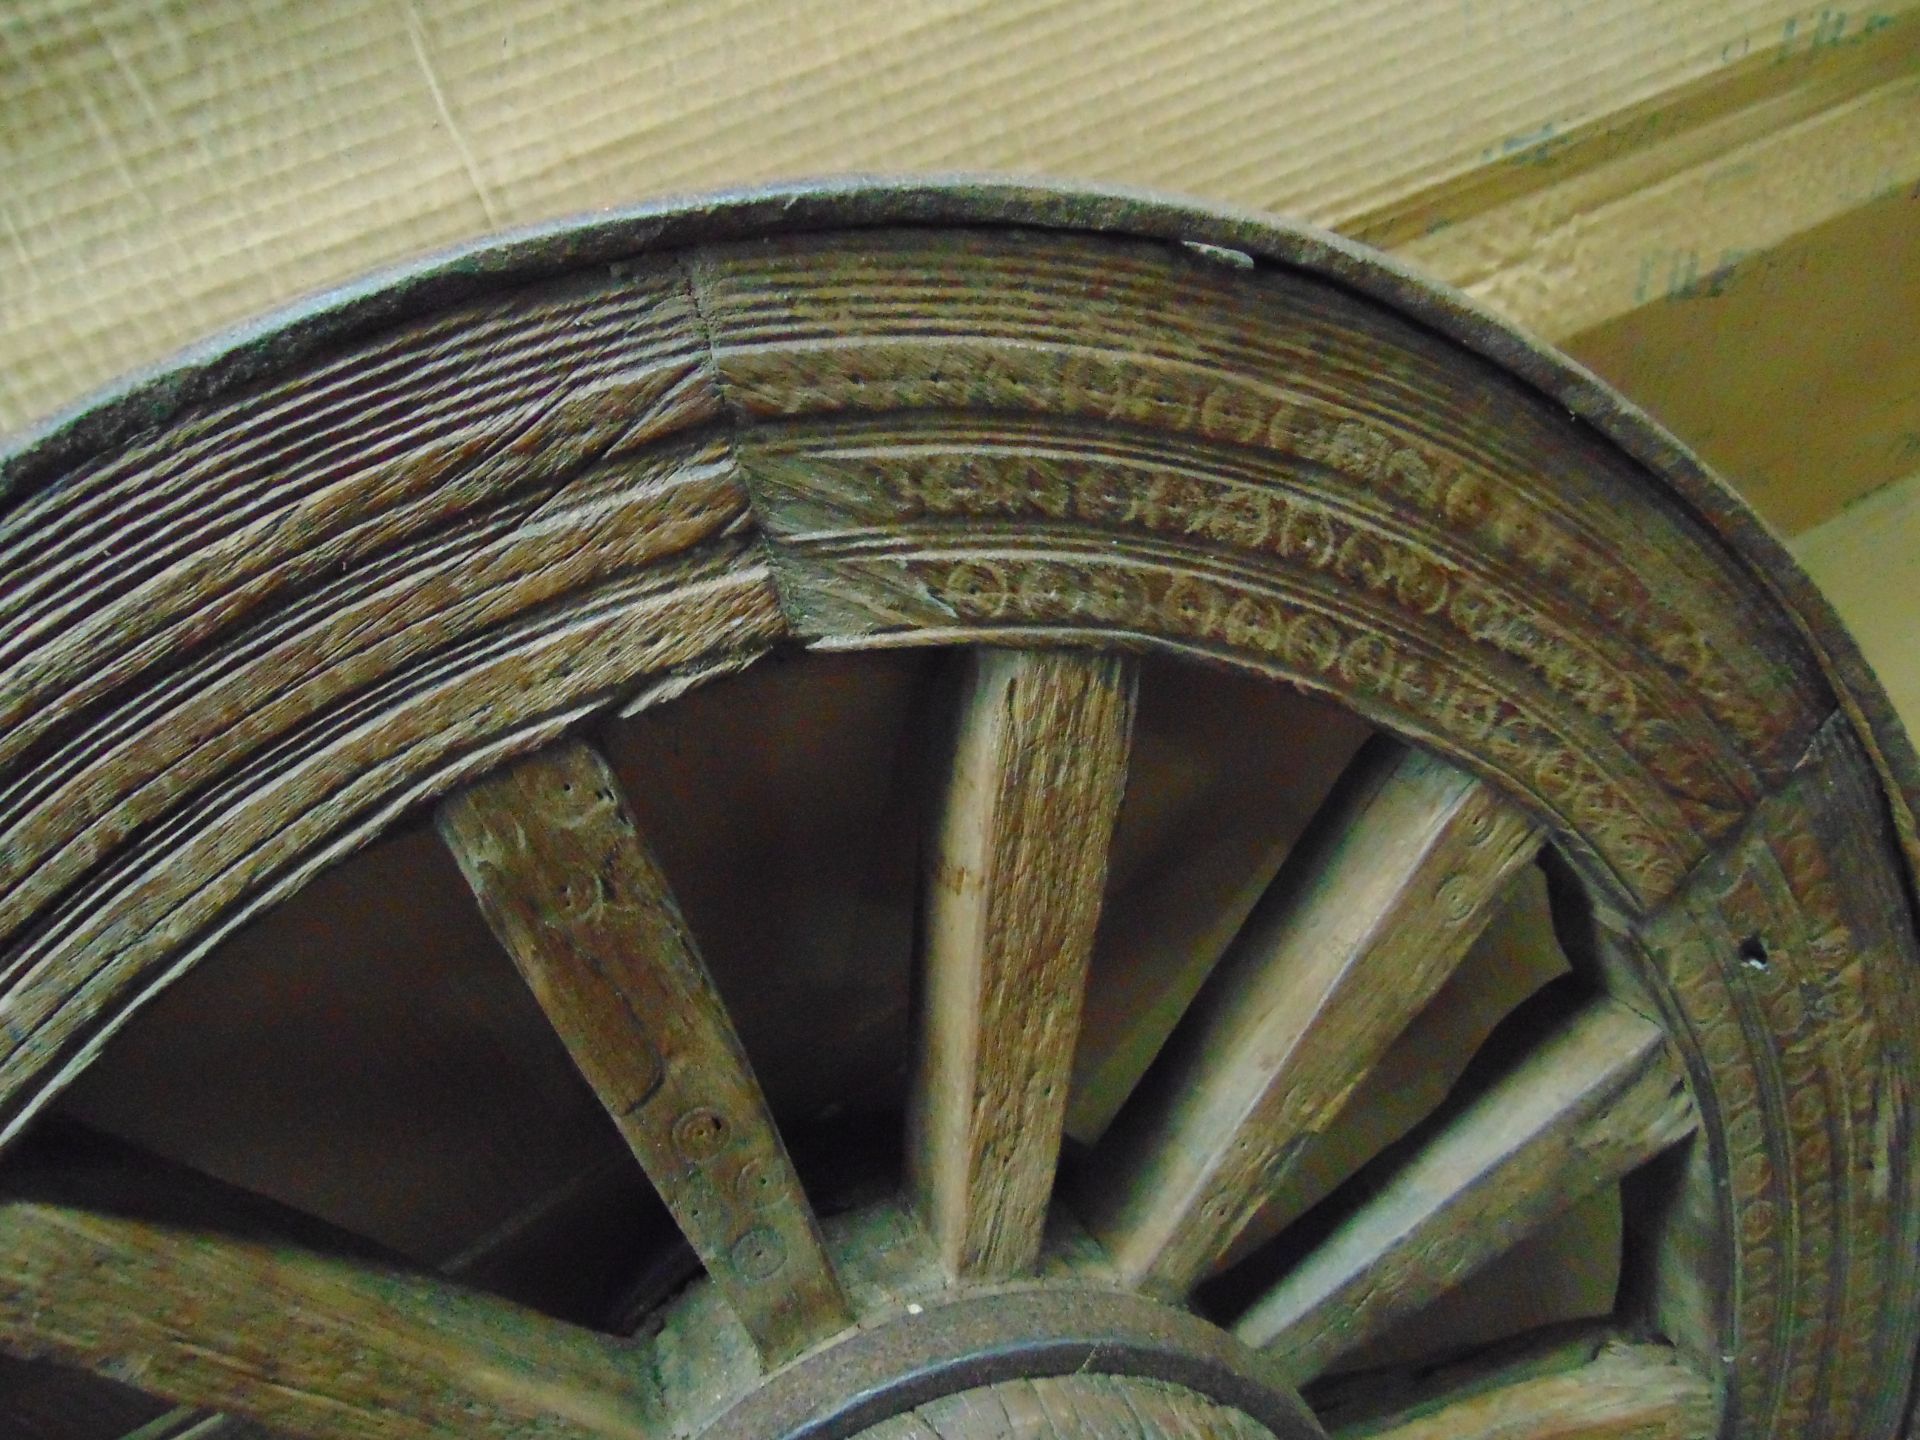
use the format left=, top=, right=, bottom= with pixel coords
left=0, top=218, right=1850, bottom=1147
left=0, top=432, right=743, bottom=938
left=0, top=207, right=1914, bottom=1439
left=853, top=1374, right=1281, bottom=1440
left=1217, top=865, right=1572, bottom=1277
left=907, top=649, right=1136, bottom=1280
left=1236, top=997, right=1697, bottom=1385
left=1634, top=714, right=1920, bottom=1438
left=702, top=229, right=1832, bottom=901
left=0, top=260, right=781, bottom=1149
left=1064, top=671, right=1372, bottom=1143
left=1081, top=740, right=1540, bottom=1298
left=0, top=1129, right=665, bottom=1440
left=438, top=739, right=849, bottom=1364
left=1338, top=1342, right=1716, bottom=1440
left=0, top=541, right=783, bottom=1150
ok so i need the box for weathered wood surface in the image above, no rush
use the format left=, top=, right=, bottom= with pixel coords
left=0, top=1129, right=664, bottom=1440
left=596, top=649, right=932, bottom=1137
left=853, top=1374, right=1282, bottom=1440
left=1633, top=714, right=1920, bottom=1438
left=0, top=217, right=1845, bottom=1158
left=131, top=1151, right=683, bottom=1440
left=1237, top=998, right=1697, bottom=1384
left=1082, top=741, right=1539, bottom=1298
left=0, top=257, right=783, bottom=1147
left=1219, top=864, right=1572, bottom=1275
left=712, top=230, right=1822, bottom=737
left=0, top=206, right=1916, bottom=1440
left=908, top=649, right=1136, bottom=1279
left=438, top=739, right=849, bottom=1363
left=1330, top=1340, right=1716, bottom=1440
left=706, top=229, right=1827, bottom=907
left=1065, top=671, right=1371, bottom=1143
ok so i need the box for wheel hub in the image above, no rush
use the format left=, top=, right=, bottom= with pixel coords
left=642, top=1203, right=1321, bottom=1439
left=702, top=1285, right=1322, bottom=1440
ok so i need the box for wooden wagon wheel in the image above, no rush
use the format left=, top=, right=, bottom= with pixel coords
left=1, top=180, right=1917, bottom=1440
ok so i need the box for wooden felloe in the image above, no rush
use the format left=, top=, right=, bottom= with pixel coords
left=0, top=182, right=1915, bottom=1440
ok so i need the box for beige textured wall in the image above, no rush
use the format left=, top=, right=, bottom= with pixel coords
left=6, top=0, right=1917, bottom=715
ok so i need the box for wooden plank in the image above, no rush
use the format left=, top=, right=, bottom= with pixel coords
left=1065, top=670, right=1372, bottom=1144
left=437, top=739, right=849, bottom=1365
left=137, top=1153, right=681, bottom=1440
left=1215, top=864, right=1572, bottom=1277
left=597, top=649, right=934, bottom=1132
left=0, top=1127, right=664, bottom=1440
left=0, top=541, right=785, bottom=1155
left=1080, top=740, right=1540, bottom=1298
left=1312, top=1326, right=1717, bottom=1439
left=1236, top=998, right=1698, bottom=1386
left=1633, top=713, right=1920, bottom=1436
left=1336, top=1341, right=1717, bottom=1440
left=0, top=258, right=761, bottom=1158
left=0, top=431, right=742, bottom=942
left=907, top=648, right=1136, bottom=1280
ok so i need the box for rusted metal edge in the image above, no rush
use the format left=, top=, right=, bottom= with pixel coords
left=699, top=1286, right=1325, bottom=1440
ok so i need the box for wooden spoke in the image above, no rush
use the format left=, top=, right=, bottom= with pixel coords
left=1327, top=1338, right=1717, bottom=1440
left=907, top=649, right=1137, bottom=1281
left=437, top=739, right=849, bottom=1365
left=0, top=1128, right=664, bottom=1440
left=1236, top=997, right=1698, bottom=1386
left=1080, top=740, right=1541, bottom=1298
left=139, top=1155, right=673, bottom=1440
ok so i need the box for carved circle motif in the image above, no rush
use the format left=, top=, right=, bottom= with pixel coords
left=729, top=1226, right=788, bottom=1281
left=734, top=1158, right=783, bottom=1212
left=675, top=1107, right=732, bottom=1161
left=0, top=180, right=1916, bottom=1439
left=1436, top=874, right=1476, bottom=925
